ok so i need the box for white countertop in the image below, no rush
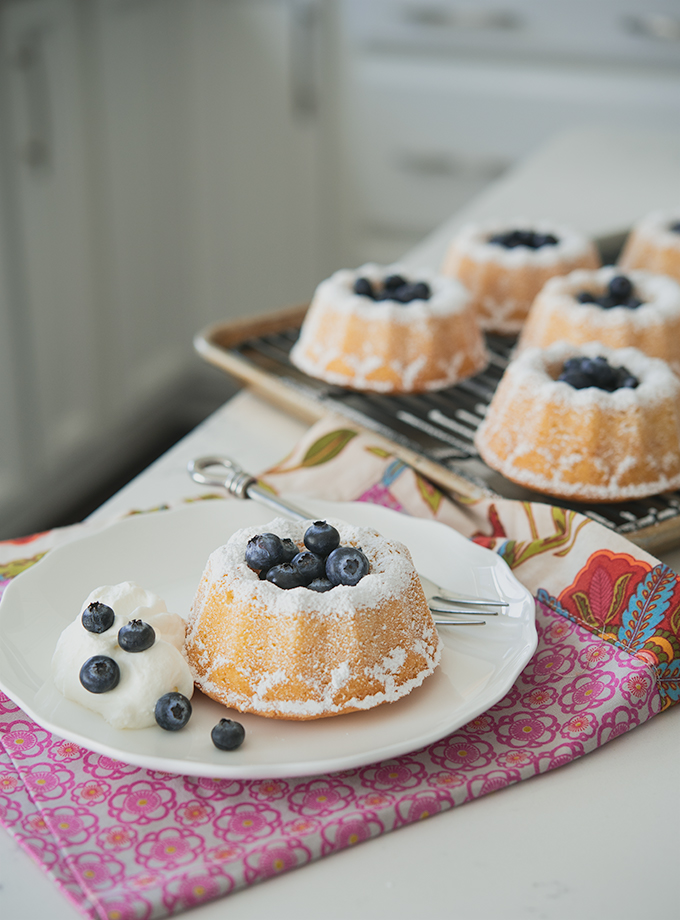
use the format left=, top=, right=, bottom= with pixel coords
left=3, top=126, right=680, bottom=920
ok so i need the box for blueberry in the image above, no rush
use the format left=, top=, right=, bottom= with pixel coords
left=211, top=718, right=246, bottom=751
left=79, top=655, right=120, bottom=694
left=245, top=533, right=285, bottom=572
left=353, top=276, right=374, bottom=298
left=326, top=546, right=370, bottom=586
left=558, top=355, right=638, bottom=391
left=607, top=275, right=633, bottom=304
left=624, top=296, right=643, bottom=309
left=410, top=281, right=431, bottom=300
left=82, top=601, right=115, bottom=634
left=394, top=281, right=431, bottom=303
left=154, top=692, right=192, bottom=731
left=308, top=577, right=334, bottom=592
left=280, top=538, right=298, bottom=564
left=575, top=290, right=596, bottom=304
left=304, top=521, right=340, bottom=556
left=392, top=283, right=416, bottom=303
left=383, top=273, right=407, bottom=291
left=266, top=563, right=305, bottom=589
left=533, top=232, right=558, bottom=248
left=292, top=551, right=326, bottom=585
left=118, top=619, right=155, bottom=652
left=671, top=221, right=680, bottom=233
left=596, top=294, right=617, bottom=310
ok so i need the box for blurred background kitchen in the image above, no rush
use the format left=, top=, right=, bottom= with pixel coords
left=1, top=0, right=679, bottom=539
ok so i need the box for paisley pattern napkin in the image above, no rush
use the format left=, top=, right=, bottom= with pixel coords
left=1, top=417, right=678, bottom=920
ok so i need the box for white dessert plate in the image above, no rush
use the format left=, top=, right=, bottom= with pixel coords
left=0, top=499, right=536, bottom=779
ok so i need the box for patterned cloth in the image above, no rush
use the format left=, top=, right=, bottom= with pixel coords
left=1, top=417, right=678, bottom=920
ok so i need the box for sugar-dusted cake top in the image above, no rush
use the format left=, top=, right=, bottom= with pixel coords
left=444, top=219, right=597, bottom=267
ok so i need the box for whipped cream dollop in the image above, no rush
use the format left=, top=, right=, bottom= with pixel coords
left=52, top=582, right=194, bottom=729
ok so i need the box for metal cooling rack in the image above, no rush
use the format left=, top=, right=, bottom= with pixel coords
left=227, top=325, right=680, bottom=552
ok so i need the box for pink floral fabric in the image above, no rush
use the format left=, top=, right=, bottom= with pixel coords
left=0, top=418, right=678, bottom=920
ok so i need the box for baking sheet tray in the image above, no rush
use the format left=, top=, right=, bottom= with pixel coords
left=194, top=303, right=680, bottom=556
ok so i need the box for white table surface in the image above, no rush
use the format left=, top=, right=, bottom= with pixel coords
left=3, top=127, right=680, bottom=919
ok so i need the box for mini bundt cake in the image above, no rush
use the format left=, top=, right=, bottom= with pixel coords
left=517, top=266, right=680, bottom=375
left=474, top=342, right=680, bottom=502
left=185, top=517, right=441, bottom=720
left=440, top=220, right=600, bottom=334
left=289, top=264, right=488, bottom=394
left=618, top=210, right=680, bottom=283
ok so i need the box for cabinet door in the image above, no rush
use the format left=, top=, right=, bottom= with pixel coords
left=1, top=0, right=101, bottom=470
left=91, top=0, right=197, bottom=422
left=190, top=0, right=323, bottom=323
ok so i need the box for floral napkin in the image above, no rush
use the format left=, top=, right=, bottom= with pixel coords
left=1, top=417, right=678, bottom=920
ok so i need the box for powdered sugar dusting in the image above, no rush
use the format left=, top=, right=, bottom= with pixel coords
left=475, top=341, right=680, bottom=501
left=185, top=517, right=441, bottom=719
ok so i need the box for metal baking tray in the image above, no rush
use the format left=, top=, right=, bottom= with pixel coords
left=194, top=301, right=680, bottom=556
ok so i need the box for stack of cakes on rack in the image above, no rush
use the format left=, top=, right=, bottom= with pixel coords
left=618, top=210, right=680, bottom=284
left=289, top=264, right=488, bottom=394
left=473, top=341, right=680, bottom=503
left=440, top=220, right=600, bottom=334
left=185, top=517, right=441, bottom=720
left=516, top=266, right=680, bottom=375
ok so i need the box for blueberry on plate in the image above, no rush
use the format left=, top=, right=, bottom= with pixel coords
left=155, top=692, right=192, bottom=731
left=79, top=655, right=120, bottom=693
left=308, top=577, right=334, bottom=592
left=266, top=563, right=305, bottom=589
left=326, top=545, right=370, bottom=586
left=82, top=601, right=115, bottom=634
left=292, top=550, right=326, bottom=585
left=245, top=532, right=285, bottom=572
left=353, top=276, right=374, bottom=298
left=118, top=619, right=155, bottom=652
left=211, top=718, right=246, bottom=751
left=303, top=521, right=340, bottom=556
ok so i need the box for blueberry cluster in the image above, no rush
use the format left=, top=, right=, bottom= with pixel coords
left=79, top=601, right=194, bottom=731
left=353, top=273, right=431, bottom=304
left=558, top=355, right=639, bottom=391
left=78, top=600, right=246, bottom=749
left=246, top=521, right=370, bottom=592
left=488, top=229, right=559, bottom=249
left=575, top=275, right=642, bottom=310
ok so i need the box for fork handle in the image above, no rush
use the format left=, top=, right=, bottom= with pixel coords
left=188, top=456, right=310, bottom=521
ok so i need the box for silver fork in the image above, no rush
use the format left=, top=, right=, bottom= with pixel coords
left=188, top=456, right=508, bottom=626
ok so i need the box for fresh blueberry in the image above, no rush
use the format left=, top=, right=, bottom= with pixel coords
left=558, top=355, right=638, bottom=391
left=532, top=232, right=559, bottom=248
left=308, top=577, right=334, bottom=592
left=211, top=718, right=246, bottom=751
left=118, top=619, right=155, bottom=652
left=280, top=537, right=298, bottom=564
left=326, top=546, right=370, bottom=586
left=79, top=655, right=120, bottom=693
left=671, top=221, right=680, bottom=233
left=245, top=533, right=285, bottom=572
left=410, top=280, right=431, bottom=300
left=575, top=290, right=596, bottom=304
left=353, top=276, right=374, bottom=298
left=383, top=273, right=407, bottom=291
left=607, top=275, right=633, bottom=304
left=82, top=602, right=115, bottom=634
left=392, top=283, right=416, bottom=303
left=266, top=563, right=305, bottom=589
left=154, top=692, right=192, bottom=731
left=624, top=296, right=643, bottom=309
left=304, top=521, right=340, bottom=556
left=292, top=551, right=326, bottom=585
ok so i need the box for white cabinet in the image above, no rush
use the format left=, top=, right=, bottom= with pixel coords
left=336, top=0, right=680, bottom=265
left=0, top=0, right=325, bottom=539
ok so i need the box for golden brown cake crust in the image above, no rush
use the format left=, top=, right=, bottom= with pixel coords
left=185, top=518, right=442, bottom=720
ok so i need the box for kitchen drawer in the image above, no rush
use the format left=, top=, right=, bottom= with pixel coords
left=341, top=0, right=680, bottom=69
left=348, top=57, right=680, bottom=236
